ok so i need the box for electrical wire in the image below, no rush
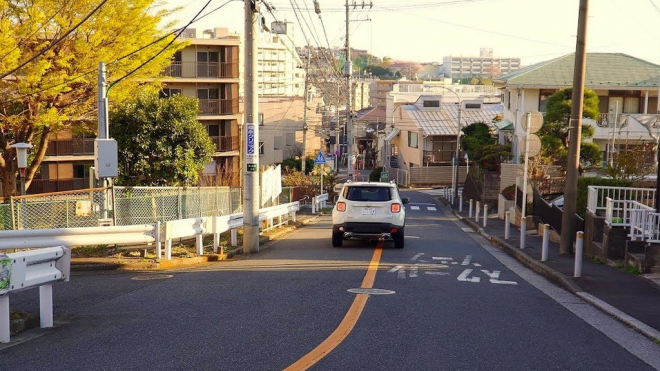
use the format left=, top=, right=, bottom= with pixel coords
left=0, top=0, right=111, bottom=80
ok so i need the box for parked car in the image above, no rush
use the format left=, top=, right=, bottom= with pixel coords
left=331, top=181, right=409, bottom=248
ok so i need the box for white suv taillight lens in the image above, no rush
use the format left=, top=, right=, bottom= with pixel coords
left=337, top=202, right=346, bottom=211
left=391, top=203, right=401, bottom=213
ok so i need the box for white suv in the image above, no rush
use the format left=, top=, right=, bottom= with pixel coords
left=331, top=181, right=409, bottom=248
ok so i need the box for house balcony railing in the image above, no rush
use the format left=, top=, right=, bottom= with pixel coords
left=163, top=61, right=239, bottom=79
left=198, top=99, right=239, bottom=115
left=45, top=139, right=95, bottom=156
left=209, top=136, right=239, bottom=152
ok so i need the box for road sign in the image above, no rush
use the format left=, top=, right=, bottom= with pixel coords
left=520, top=134, right=542, bottom=157
left=381, top=172, right=389, bottom=179
left=314, top=151, right=326, bottom=164
left=521, top=110, right=543, bottom=133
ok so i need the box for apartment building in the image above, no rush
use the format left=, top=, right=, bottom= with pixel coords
left=162, top=27, right=241, bottom=186
left=256, top=21, right=305, bottom=97
left=443, top=48, right=521, bottom=82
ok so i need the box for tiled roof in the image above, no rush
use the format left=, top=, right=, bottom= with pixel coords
left=402, top=103, right=503, bottom=136
left=494, top=53, right=660, bottom=89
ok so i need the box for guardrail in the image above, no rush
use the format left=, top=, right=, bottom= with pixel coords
left=312, top=194, right=328, bottom=214
left=1, top=246, right=70, bottom=343
left=587, top=186, right=655, bottom=214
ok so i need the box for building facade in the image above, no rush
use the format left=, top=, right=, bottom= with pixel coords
left=443, top=48, right=521, bottom=82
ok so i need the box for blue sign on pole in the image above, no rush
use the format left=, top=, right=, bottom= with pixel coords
left=314, top=152, right=326, bottom=164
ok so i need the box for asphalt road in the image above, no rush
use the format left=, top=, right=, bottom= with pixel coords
left=2, top=190, right=660, bottom=370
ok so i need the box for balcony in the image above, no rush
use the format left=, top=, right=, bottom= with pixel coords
left=198, top=99, right=239, bottom=115
left=163, top=61, right=239, bottom=79
left=45, top=139, right=95, bottom=156
left=209, top=136, right=239, bottom=152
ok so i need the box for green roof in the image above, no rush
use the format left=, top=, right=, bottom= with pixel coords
left=494, top=119, right=513, bottom=131
left=494, top=53, right=660, bottom=89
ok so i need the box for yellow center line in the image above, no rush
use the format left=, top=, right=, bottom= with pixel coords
left=284, top=242, right=384, bottom=371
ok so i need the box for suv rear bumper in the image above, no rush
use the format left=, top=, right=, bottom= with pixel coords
left=333, top=222, right=404, bottom=240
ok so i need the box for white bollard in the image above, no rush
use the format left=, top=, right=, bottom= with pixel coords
left=312, top=197, right=317, bottom=214
left=520, top=216, right=526, bottom=249
left=574, top=231, right=584, bottom=277
left=459, top=194, right=463, bottom=212
left=196, top=233, right=204, bottom=256
left=39, top=284, right=54, bottom=328
left=231, top=228, right=238, bottom=247
left=469, top=199, right=473, bottom=218
left=483, top=204, right=488, bottom=228
left=542, top=224, right=550, bottom=262
left=475, top=201, right=480, bottom=223
left=504, top=211, right=510, bottom=240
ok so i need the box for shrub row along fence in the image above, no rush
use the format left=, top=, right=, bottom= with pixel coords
left=0, top=186, right=297, bottom=231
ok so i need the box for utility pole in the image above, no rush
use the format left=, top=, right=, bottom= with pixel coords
left=243, top=0, right=260, bottom=254
left=301, top=47, right=310, bottom=174
left=345, top=0, right=353, bottom=179
left=560, top=0, right=589, bottom=255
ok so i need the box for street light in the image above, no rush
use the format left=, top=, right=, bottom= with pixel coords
left=10, top=142, right=33, bottom=196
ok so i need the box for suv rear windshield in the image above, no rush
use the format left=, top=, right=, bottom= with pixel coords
left=344, top=186, right=392, bottom=202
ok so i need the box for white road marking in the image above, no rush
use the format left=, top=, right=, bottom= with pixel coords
left=457, top=269, right=481, bottom=283
left=425, top=272, right=450, bottom=276
left=481, top=270, right=518, bottom=285
left=451, top=262, right=458, bottom=265
left=411, top=253, right=424, bottom=261
left=409, top=202, right=437, bottom=205
left=461, top=227, right=474, bottom=232
left=473, top=263, right=482, bottom=267
left=398, top=270, right=406, bottom=279
left=427, top=206, right=437, bottom=211
left=410, top=206, right=420, bottom=210
left=405, top=236, right=421, bottom=239
left=433, top=257, right=453, bottom=260
left=410, top=265, right=419, bottom=278
left=461, top=255, right=473, bottom=266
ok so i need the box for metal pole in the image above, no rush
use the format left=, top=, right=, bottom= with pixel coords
left=609, top=101, right=618, bottom=167
left=345, top=0, right=353, bottom=179
left=504, top=211, right=510, bottom=240
left=469, top=199, right=473, bottom=218
left=459, top=194, right=463, bottom=212
left=301, top=47, right=310, bottom=174
left=574, top=231, right=584, bottom=277
left=560, top=0, right=589, bottom=254
left=542, top=223, right=550, bottom=261
left=483, top=204, right=488, bottom=228
left=243, top=0, right=260, bottom=254
left=475, top=201, right=480, bottom=223
left=453, top=101, right=462, bottom=207
left=520, top=112, right=532, bottom=249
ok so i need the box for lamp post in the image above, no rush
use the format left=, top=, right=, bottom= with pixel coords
left=11, top=142, right=33, bottom=196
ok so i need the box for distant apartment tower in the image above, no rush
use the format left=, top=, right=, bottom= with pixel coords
left=162, top=27, right=241, bottom=186
left=255, top=21, right=305, bottom=97
left=443, top=48, right=521, bottom=82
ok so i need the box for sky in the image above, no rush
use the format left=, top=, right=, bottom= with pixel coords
left=159, top=0, right=660, bottom=67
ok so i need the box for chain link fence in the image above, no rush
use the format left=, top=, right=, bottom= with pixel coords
left=1, top=186, right=242, bottom=231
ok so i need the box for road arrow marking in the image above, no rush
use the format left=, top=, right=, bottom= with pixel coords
left=410, top=265, right=419, bottom=278
left=411, top=253, right=424, bottom=261
left=425, top=272, right=450, bottom=276
left=461, top=255, right=473, bottom=266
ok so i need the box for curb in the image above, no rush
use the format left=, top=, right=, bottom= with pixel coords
left=453, top=206, right=660, bottom=342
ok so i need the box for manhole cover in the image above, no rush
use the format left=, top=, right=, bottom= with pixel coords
left=131, top=274, right=174, bottom=281
left=347, top=288, right=395, bottom=295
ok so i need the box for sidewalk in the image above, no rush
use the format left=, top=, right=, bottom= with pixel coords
left=448, top=199, right=660, bottom=342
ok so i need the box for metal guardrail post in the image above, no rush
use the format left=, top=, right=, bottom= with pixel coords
left=504, top=211, right=510, bottom=240
left=542, top=224, right=550, bottom=261
left=574, top=231, right=584, bottom=277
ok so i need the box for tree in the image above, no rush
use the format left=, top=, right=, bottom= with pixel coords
left=0, top=0, right=181, bottom=197
left=461, top=122, right=513, bottom=172
left=536, top=88, right=601, bottom=171
left=110, top=92, right=215, bottom=186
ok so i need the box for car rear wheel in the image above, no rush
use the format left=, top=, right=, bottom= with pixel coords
left=332, top=232, right=343, bottom=247
left=394, top=233, right=405, bottom=249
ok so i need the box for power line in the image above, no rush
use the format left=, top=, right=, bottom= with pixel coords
left=0, top=0, right=111, bottom=80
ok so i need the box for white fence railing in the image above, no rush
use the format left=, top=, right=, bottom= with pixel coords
left=587, top=186, right=655, bottom=214
left=603, top=196, right=660, bottom=243
left=312, top=193, right=328, bottom=214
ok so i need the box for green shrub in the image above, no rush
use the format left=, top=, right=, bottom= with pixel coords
left=369, top=167, right=384, bottom=182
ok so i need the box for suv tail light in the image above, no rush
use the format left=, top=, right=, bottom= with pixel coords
left=391, top=203, right=401, bottom=213
left=337, top=202, right=346, bottom=211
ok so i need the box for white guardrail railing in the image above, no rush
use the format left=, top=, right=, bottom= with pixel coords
left=0, top=201, right=299, bottom=343
left=587, top=186, right=655, bottom=214
left=311, top=194, right=328, bottom=214
left=604, top=197, right=660, bottom=243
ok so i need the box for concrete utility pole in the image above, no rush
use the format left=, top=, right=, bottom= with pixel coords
left=301, top=47, right=310, bottom=174
left=560, top=0, right=589, bottom=255
left=243, top=0, right=260, bottom=254
left=345, top=0, right=353, bottom=179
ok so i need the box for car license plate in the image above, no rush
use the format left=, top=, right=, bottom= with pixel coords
left=361, top=207, right=375, bottom=215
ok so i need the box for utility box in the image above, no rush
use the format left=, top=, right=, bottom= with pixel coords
left=94, top=139, right=118, bottom=179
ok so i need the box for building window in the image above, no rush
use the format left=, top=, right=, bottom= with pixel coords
left=159, top=88, right=182, bottom=98
left=423, top=100, right=440, bottom=108
left=408, top=132, right=418, bottom=148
